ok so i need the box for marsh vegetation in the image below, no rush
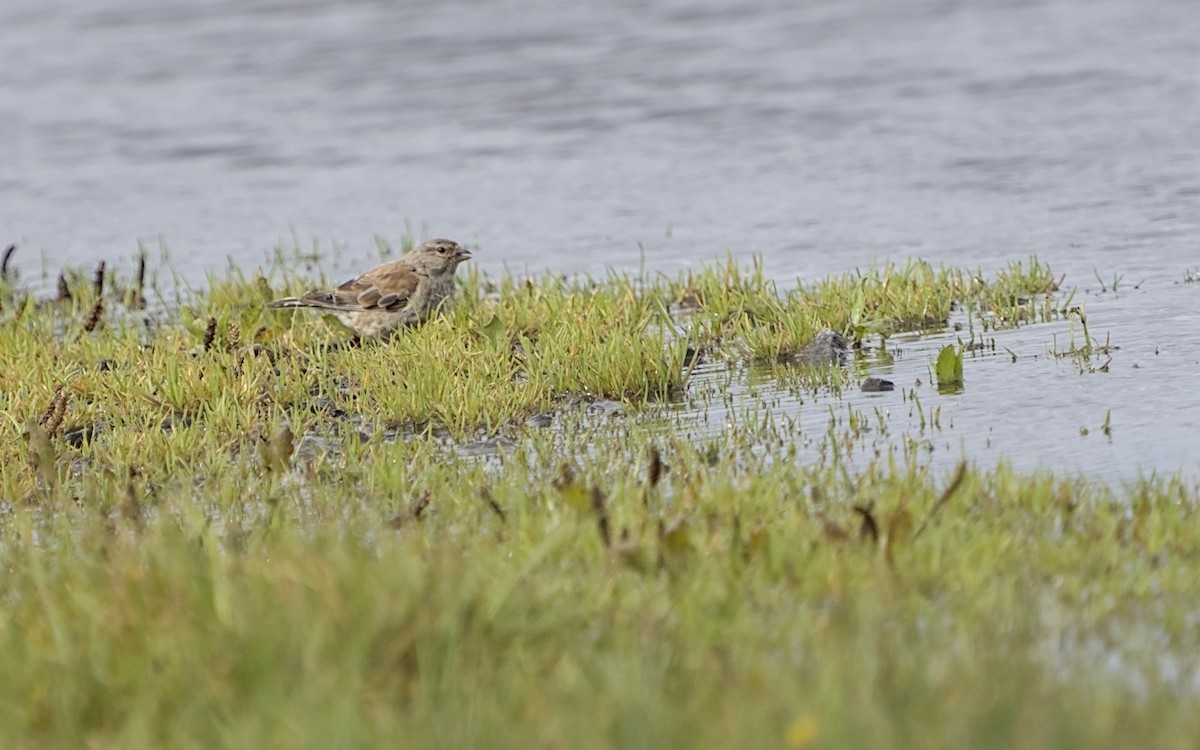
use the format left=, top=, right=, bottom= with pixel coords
left=0, top=244, right=1195, bottom=748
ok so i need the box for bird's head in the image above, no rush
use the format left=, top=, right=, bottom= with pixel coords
left=411, top=238, right=472, bottom=274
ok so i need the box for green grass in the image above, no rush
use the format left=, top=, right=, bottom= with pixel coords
left=671, top=256, right=1064, bottom=363
left=0, top=249, right=1194, bottom=749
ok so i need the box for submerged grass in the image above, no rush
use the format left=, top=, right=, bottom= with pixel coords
left=0, top=247, right=1194, bottom=748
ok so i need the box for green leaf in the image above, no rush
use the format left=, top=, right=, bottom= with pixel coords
left=935, top=344, right=963, bottom=387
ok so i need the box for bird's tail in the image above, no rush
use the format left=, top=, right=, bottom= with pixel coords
left=267, top=297, right=308, bottom=310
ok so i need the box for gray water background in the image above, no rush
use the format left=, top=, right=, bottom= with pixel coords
left=2, top=0, right=1199, bottom=480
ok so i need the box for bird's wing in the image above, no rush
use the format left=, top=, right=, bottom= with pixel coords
left=300, top=261, right=421, bottom=311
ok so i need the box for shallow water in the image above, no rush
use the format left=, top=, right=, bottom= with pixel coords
left=3, top=0, right=1199, bottom=478
left=666, top=279, right=1200, bottom=481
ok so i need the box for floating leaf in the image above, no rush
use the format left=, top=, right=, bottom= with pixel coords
left=935, top=344, right=964, bottom=388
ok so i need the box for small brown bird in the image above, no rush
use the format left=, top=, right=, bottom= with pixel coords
left=268, top=238, right=471, bottom=337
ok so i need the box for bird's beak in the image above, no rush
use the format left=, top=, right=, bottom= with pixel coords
left=455, top=249, right=473, bottom=261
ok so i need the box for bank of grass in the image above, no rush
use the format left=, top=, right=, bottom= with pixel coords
left=0, top=250, right=1194, bottom=748
left=672, top=255, right=1061, bottom=361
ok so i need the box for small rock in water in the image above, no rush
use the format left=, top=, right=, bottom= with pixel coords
left=861, top=377, right=895, bottom=393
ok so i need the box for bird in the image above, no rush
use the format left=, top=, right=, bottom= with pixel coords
left=268, top=238, right=471, bottom=337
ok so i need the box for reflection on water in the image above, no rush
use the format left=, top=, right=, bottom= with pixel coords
left=2, top=0, right=1199, bottom=478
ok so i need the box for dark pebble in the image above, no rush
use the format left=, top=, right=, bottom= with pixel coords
left=861, top=377, right=895, bottom=393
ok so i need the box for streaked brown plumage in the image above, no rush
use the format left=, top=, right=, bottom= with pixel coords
left=268, top=238, right=471, bottom=337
